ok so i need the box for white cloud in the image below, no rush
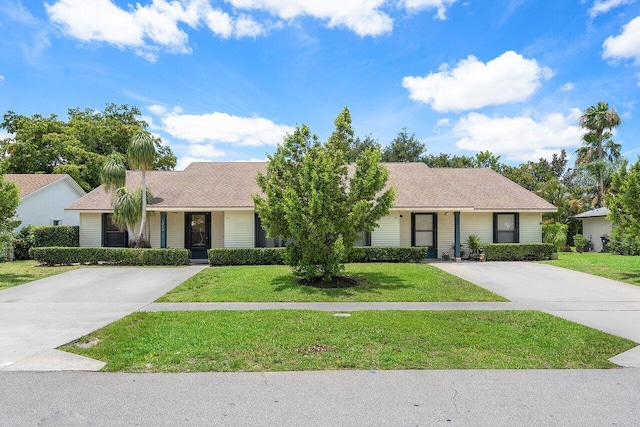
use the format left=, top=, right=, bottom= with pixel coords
left=436, top=118, right=450, bottom=127
left=148, top=104, right=168, bottom=116
left=0, top=75, right=4, bottom=83
left=46, top=0, right=275, bottom=60
left=401, top=0, right=457, bottom=20
left=159, top=109, right=294, bottom=147
left=589, top=0, right=636, bottom=18
left=228, top=0, right=393, bottom=36
left=603, top=16, right=640, bottom=64
left=402, top=51, right=554, bottom=112
left=452, top=110, right=583, bottom=162
left=560, top=82, right=575, bottom=92
left=187, top=143, right=226, bottom=158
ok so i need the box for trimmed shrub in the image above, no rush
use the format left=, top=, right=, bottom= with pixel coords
left=573, top=234, right=589, bottom=253
left=209, top=248, right=285, bottom=266
left=208, top=246, right=428, bottom=266
left=13, top=225, right=36, bottom=260
left=483, top=243, right=553, bottom=261
left=33, top=226, right=79, bottom=248
left=30, top=247, right=190, bottom=266
left=346, top=246, right=428, bottom=263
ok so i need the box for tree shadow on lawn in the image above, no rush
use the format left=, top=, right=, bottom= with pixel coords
left=270, top=272, right=410, bottom=297
left=0, top=273, right=34, bottom=289
left=617, top=272, right=640, bottom=286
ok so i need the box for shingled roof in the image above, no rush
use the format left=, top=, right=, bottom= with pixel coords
left=65, top=162, right=556, bottom=212
left=5, top=174, right=84, bottom=198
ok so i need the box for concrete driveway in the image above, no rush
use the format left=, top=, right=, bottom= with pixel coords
left=435, top=261, right=640, bottom=367
left=0, top=266, right=205, bottom=371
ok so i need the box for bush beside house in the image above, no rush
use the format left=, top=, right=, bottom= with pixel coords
left=483, top=243, right=553, bottom=261
left=30, top=247, right=190, bottom=266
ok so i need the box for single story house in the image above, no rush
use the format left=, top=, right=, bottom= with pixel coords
left=66, top=162, right=556, bottom=259
left=5, top=174, right=86, bottom=229
left=570, top=207, right=612, bottom=252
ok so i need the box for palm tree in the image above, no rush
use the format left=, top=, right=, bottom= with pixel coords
left=576, top=102, right=621, bottom=205
left=127, top=130, right=156, bottom=248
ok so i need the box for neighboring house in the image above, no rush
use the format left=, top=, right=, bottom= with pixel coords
left=5, top=174, right=86, bottom=229
left=66, top=162, right=556, bottom=259
left=570, top=207, right=612, bottom=252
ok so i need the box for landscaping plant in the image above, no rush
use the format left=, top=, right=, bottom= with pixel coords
left=254, top=108, right=396, bottom=283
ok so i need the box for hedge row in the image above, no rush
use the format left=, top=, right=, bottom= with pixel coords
left=209, top=248, right=285, bottom=265
left=347, top=246, right=428, bottom=263
left=483, top=243, right=553, bottom=261
left=30, top=247, right=190, bottom=266
left=33, top=226, right=79, bottom=248
left=208, top=246, right=429, bottom=266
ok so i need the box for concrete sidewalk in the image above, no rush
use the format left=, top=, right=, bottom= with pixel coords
left=0, top=265, right=206, bottom=371
left=435, top=261, right=640, bottom=367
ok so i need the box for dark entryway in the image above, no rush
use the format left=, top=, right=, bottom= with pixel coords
left=185, top=212, right=211, bottom=259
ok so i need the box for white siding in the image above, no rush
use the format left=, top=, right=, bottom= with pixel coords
left=460, top=212, right=493, bottom=257
left=211, top=211, right=224, bottom=248
left=79, top=213, right=101, bottom=247
left=224, top=211, right=254, bottom=248
left=399, top=213, right=411, bottom=246
left=166, top=212, right=184, bottom=248
left=149, top=214, right=161, bottom=248
left=17, top=180, right=82, bottom=228
left=519, top=212, right=542, bottom=243
left=437, top=212, right=454, bottom=258
left=582, top=218, right=612, bottom=252
left=372, top=211, right=400, bottom=246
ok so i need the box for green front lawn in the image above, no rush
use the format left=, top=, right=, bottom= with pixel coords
left=158, top=263, right=506, bottom=302
left=541, top=252, right=640, bottom=286
left=0, top=260, right=78, bottom=291
left=62, top=310, right=635, bottom=372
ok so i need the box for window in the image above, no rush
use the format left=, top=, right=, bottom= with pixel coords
left=355, top=231, right=371, bottom=247
left=51, top=219, right=62, bottom=226
left=493, top=213, right=519, bottom=243
left=412, top=213, right=436, bottom=247
left=254, top=213, right=287, bottom=248
left=102, top=213, right=127, bottom=247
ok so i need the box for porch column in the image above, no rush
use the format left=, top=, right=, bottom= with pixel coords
left=160, top=212, right=167, bottom=248
left=454, top=211, right=461, bottom=258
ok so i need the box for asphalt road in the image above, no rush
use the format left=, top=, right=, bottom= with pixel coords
left=1, top=369, right=639, bottom=426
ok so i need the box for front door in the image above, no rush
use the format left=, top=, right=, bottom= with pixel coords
left=185, top=213, right=211, bottom=259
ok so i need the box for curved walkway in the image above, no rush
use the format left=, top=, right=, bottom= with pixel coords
left=0, top=265, right=206, bottom=371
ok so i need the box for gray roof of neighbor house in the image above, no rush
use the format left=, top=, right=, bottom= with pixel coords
left=65, top=162, right=556, bottom=212
left=570, top=207, right=611, bottom=219
left=5, top=174, right=85, bottom=199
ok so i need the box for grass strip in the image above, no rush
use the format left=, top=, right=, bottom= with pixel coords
left=541, top=252, right=640, bottom=286
left=158, top=263, right=505, bottom=302
left=62, top=310, right=635, bottom=372
left=0, top=260, right=78, bottom=291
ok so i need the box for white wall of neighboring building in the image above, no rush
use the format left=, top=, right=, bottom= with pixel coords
left=582, top=217, right=612, bottom=252
left=17, top=179, right=83, bottom=229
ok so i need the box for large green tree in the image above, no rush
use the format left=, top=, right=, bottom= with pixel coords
left=381, top=128, right=425, bottom=162
left=99, top=131, right=156, bottom=248
left=254, top=108, right=396, bottom=282
left=0, top=104, right=176, bottom=191
left=607, top=158, right=640, bottom=255
left=576, top=101, right=621, bottom=205
left=0, top=175, right=20, bottom=258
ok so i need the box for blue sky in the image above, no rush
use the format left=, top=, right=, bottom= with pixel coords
left=1, top=0, right=639, bottom=170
